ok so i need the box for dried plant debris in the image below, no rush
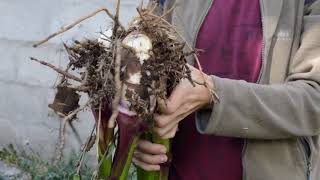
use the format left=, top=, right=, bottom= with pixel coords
left=48, top=86, right=80, bottom=117
left=31, top=3, right=195, bottom=127
left=29, top=1, right=212, bottom=178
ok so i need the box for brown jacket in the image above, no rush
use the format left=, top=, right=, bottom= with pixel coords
left=157, top=0, right=320, bottom=179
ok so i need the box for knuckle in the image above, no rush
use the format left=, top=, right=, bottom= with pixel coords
left=145, top=166, right=155, bottom=171
left=137, top=140, right=151, bottom=150
left=144, top=156, right=159, bottom=164
left=156, top=130, right=165, bottom=137
left=156, top=119, right=166, bottom=128
left=149, top=143, right=163, bottom=153
left=166, top=106, right=175, bottom=114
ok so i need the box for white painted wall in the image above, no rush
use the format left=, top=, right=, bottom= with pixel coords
left=0, top=0, right=145, bottom=160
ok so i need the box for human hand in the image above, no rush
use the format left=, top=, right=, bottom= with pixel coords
left=154, top=65, right=215, bottom=139
left=133, top=140, right=168, bottom=171
left=133, top=65, right=215, bottom=171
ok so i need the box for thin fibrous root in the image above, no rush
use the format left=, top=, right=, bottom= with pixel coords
left=115, top=0, right=121, bottom=18
left=76, top=124, right=96, bottom=174
left=138, top=0, right=144, bottom=11
left=30, top=57, right=82, bottom=82
left=68, top=121, right=82, bottom=145
left=211, top=89, right=220, bottom=102
left=154, top=2, right=176, bottom=23
left=112, top=0, right=122, bottom=36
left=95, top=103, right=102, bottom=159
left=148, top=13, right=220, bottom=101
left=66, top=85, right=91, bottom=92
left=146, top=2, right=158, bottom=15
left=191, top=79, right=220, bottom=103
left=33, top=8, right=124, bottom=48
left=108, top=40, right=123, bottom=128
left=57, top=100, right=92, bottom=161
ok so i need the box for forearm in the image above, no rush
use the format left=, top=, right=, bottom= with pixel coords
left=196, top=76, right=320, bottom=139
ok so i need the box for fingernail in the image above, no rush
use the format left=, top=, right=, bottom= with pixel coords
left=154, top=166, right=161, bottom=171
left=160, top=147, right=167, bottom=153
left=161, top=155, right=168, bottom=162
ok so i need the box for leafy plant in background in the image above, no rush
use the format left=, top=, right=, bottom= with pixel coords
left=0, top=144, right=93, bottom=180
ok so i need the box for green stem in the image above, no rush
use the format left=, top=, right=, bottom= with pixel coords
left=137, top=133, right=171, bottom=180
left=98, top=146, right=113, bottom=179
left=119, top=136, right=140, bottom=180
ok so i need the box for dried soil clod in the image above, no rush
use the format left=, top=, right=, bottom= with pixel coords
left=49, top=86, right=80, bottom=116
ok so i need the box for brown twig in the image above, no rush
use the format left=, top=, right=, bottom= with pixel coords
left=33, top=8, right=124, bottom=47
left=68, top=121, right=82, bottom=145
left=138, top=0, right=144, bottom=11
left=76, top=124, right=96, bottom=174
left=30, top=57, right=82, bottom=82
left=66, top=85, right=91, bottom=92
left=108, top=40, right=123, bottom=128
left=146, top=2, right=158, bottom=15
left=115, top=0, right=121, bottom=18
left=57, top=121, right=67, bottom=161
left=155, top=2, right=176, bottom=23
left=112, top=0, right=122, bottom=38
left=57, top=100, right=92, bottom=161
left=149, top=14, right=204, bottom=74
left=95, top=103, right=102, bottom=158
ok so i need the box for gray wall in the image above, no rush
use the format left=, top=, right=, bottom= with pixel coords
left=0, top=0, right=145, bottom=160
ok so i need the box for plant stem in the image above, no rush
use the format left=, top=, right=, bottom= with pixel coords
left=137, top=133, right=171, bottom=180
left=109, top=113, right=147, bottom=180
left=33, top=8, right=123, bottom=47
left=30, top=57, right=82, bottom=82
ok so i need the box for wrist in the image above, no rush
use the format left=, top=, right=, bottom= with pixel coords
left=204, top=75, right=215, bottom=108
left=195, top=74, right=215, bottom=109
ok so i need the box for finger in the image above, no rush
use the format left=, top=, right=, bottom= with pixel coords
left=137, top=140, right=167, bottom=154
left=154, top=119, right=178, bottom=137
left=154, top=114, right=173, bottom=128
left=154, top=108, right=191, bottom=136
left=134, top=151, right=168, bottom=165
left=161, top=124, right=179, bottom=139
left=157, top=97, right=168, bottom=114
left=158, top=88, right=185, bottom=115
left=132, top=157, right=161, bottom=171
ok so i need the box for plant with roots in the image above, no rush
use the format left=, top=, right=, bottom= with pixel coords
left=30, top=0, right=217, bottom=179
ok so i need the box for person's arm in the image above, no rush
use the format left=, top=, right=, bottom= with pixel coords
left=196, top=4, right=320, bottom=139
left=133, top=0, right=320, bottom=172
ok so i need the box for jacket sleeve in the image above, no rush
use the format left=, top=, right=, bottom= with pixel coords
left=196, top=4, right=320, bottom=139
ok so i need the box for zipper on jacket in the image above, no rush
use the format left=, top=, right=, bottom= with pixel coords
left=257, top=0, right=266, bottom=84
left=307, top=161, right=312, bottom=180
left=299, top=137, right=312, bottom=180
left=305, top=138, right=312, bottom=180
left=241, top=140, right=248, bottom=180
left=241, top=1, right=265, bottom=180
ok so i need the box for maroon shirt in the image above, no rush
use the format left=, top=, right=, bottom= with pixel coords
left=169, top=0, right=263, bottom=180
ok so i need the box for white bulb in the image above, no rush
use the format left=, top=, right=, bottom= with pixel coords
left=122, top=33, right=152, bottom=64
